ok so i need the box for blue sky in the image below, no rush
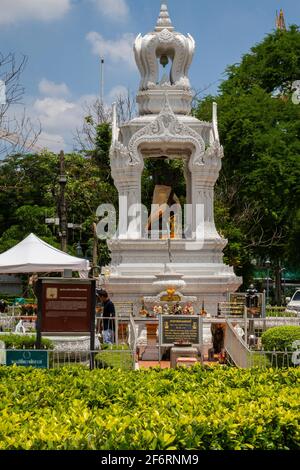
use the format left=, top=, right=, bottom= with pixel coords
left=0, top=0, right=299, bottom=151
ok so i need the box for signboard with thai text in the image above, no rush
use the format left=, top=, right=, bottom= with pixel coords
left=160, top=315, right=200, bottom=346
left=6, top=350, right=48, bottom=369
left=39, top=279, right=95, bottom=334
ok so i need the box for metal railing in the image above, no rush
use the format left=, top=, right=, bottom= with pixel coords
left=1, top=348, right=136, bottom=370
left=243, top=317, right=300, bottom=349
left=225, top=320, right=251, bottom=368
left=247, top=350, right=299, bottom=368
left=225, top=320, right=300, bottom=368
left=266, top=306, right=295, bottom=317
left=52, top=349, right=135, bottom=370
left=0, top=314, right=36, bottom=334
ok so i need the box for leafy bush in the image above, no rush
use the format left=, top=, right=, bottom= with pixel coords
left=0, top=334, right=53, bottom=350
left=0, top=367, right=299, bottom=450
left=261, top=326, right=300, bottom=351
left=261, top=326, right=300, bottom=367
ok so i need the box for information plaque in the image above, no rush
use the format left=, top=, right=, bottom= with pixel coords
left=6, top=350, right=49, bottom=369
left=38, top=279, right=95, bottom=333
left=160, top=315, right=200, bottom=346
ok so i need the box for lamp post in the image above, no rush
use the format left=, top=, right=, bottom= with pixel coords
left=59, top=151, right=68, bottom=252
left=76, top=241, right=83, bottom=258
left=281, top=267, right=286, bottom=304
left=265, top=259, right=271, bottom=306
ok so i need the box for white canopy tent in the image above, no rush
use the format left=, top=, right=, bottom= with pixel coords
left=0, top=233, right=90, bottom=274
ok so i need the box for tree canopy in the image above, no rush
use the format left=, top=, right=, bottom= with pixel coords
left=0, top=149, right=117, bottom=266
left=195, top=26, right=300, bottom=299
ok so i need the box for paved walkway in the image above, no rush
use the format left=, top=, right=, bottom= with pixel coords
left=138, top=359, right=221, bottom=369
left=138, top=361, right=170, bottom=369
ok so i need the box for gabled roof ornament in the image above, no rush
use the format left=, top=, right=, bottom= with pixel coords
left=155, top=3, right=174, bottom=32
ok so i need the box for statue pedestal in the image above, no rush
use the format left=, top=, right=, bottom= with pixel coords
left=170, top=346, right=199, bottom=368
left=107, top=238, right=242, bottom=317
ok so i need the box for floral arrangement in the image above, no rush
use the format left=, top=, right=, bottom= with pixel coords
left=172, top=304, right=183, bottom=315
left=153, top=305, right=163, bottom=316
left=183, top=303, right=194, bottom=315
left=139, top=308, right=148, bottom=317
left=139, top=300, right=149, bottom=317
left=151, top=303, right=195, bottom=316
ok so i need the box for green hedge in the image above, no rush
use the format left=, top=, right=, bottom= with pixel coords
left=261, top=326, right=300, bottom=367
left=261, top=326, right=300, bottom=351
left=0, top=367, right=299, bottom=450
left=266, top=307, right=296, bottom=318
left=0, top=334, right=53, bottom=350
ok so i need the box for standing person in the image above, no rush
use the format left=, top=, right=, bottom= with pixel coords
left=98, top=290, right=116, bottom=344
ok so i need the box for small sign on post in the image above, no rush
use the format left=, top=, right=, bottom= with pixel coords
left=36, top=278, right=96, bottom=366
left=6, top=350, right=49, bottom=369
left=37, top=278, right=96, bottom=336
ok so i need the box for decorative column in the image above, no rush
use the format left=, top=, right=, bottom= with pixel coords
left=110, top=142, right=144, bottom=239
left=183, top=160, right=192, bottom=205
left=189, top=143, right=223, bottom=241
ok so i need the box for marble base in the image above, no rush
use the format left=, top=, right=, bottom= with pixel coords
left=170, top=346, right=199, bottom=368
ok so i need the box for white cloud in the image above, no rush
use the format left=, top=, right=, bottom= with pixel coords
left=22, top=85, right=127, bottom=152
left=38, top=132, right=66, bottom=153
left=31, top=95, right=97, bottom=151
left=33, top=97, right=78, bottom=131
left=91, top=0, right=129, bottom=22
left=86, top=32, right=135, bottom=68
left=39, top=79, right=70, bottom=97
left=0, top=0, right=71, bottom=25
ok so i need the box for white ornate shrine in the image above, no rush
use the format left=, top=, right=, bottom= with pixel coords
left=106, top=4, right=242, bottom=315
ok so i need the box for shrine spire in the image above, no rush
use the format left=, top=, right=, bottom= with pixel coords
left=276, top=9, right=286, bottom=30
left=155, top=2, right=174, bottom=32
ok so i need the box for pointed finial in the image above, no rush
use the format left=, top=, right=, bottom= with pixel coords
left=155, top=3, right=174, bottom=32
left=276, top=8, right=286, bottom=30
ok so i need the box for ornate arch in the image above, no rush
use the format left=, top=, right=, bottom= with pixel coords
left=127, top=98, right=205, bottom=168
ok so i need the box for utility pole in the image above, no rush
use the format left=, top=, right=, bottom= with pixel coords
left=59, top=150, right=68, bottom=252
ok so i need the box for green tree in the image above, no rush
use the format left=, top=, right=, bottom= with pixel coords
left=195, top=26, right=300, bottom=301
left=0, top=151, right=117, bottom=268
left=89, top=122, right=113, bottom=184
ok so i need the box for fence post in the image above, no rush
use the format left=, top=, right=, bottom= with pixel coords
left=115, top=314, right=119, bottom=346
left=244, top=306, right=248, bottom=345
left=262, top=290, right=266, bottom=319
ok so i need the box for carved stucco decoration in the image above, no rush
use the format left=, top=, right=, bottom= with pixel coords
left=110, top=99, right=224, bottom=177
left=134, top=29, right=195, bottom=91
left=129, top=98, right=205, bottom=165
left=134, top=4, right=195, bottom=91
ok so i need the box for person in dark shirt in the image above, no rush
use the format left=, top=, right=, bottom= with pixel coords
left=98, top=290, right=116, bottom=344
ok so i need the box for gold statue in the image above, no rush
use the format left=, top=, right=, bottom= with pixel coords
left=147, top=185, right=180, bottom=239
